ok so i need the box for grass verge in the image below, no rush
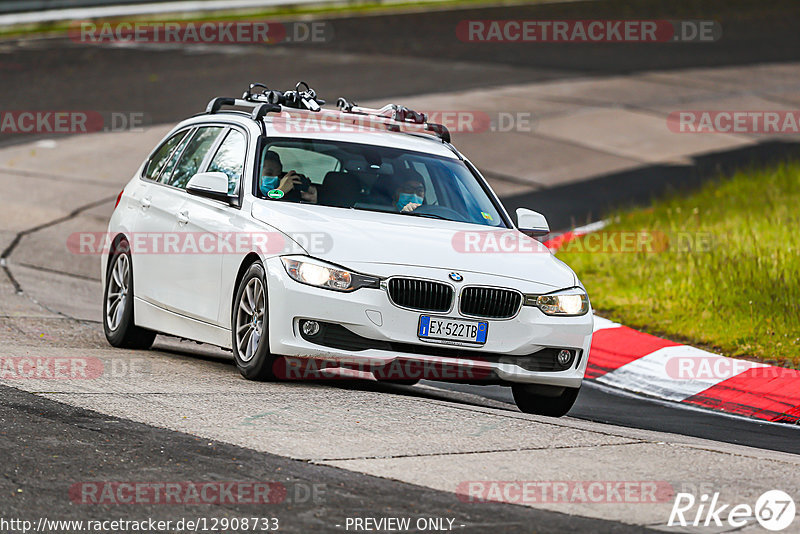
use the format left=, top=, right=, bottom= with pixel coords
left=557, top=162, right=800, bottom=365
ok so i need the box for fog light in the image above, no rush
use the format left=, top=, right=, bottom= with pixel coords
left=301, top=320, right=321, bottom=337
left=557, top=349, right=573, bottom=367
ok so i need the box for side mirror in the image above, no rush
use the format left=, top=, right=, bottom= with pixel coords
left=186, top=172, right=235, bottom=205
left=516, top=208, right=549, bottom=237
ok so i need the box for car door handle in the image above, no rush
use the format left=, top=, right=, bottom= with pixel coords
left=176, top=210, right=189, bottom=224
left=140, top=197, right=151, bottom=209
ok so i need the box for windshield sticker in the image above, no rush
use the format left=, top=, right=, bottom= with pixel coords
left=481, top=211, right=493, bottom=221
left=267, top=189, right=285, bottom=199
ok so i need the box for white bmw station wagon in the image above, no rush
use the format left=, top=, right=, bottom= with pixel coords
left=102, top=82, right=593, bottom=416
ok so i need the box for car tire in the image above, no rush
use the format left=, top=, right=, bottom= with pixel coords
left=103, top=240, right=156, bottom=350
left=232, top=262, right=276, bottom=381
left=511, top=384, right=580, bottom=417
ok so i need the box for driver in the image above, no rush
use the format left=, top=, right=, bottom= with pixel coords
left=259, top=150, right=317, bottom=203
left=394, top=179, right=425, bottom=212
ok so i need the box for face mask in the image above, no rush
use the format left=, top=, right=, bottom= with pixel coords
left=396, top=193, right=423, bottom=211
left=260, top=176, right=280, bottom=195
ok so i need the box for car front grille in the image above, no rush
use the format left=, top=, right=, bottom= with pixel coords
left=459, top=286, right=522, bottom=319
left=387, top=278, right=453, bottom=313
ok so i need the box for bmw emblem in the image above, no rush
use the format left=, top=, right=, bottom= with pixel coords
left=449, top=272, right=463, bottom=282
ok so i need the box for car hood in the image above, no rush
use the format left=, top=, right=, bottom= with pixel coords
left=251, top=202, right=575, bottom=289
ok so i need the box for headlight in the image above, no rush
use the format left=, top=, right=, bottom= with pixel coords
left=281, top=256, right=380, bottom=292
left=524, top=288, right=590, bottom=316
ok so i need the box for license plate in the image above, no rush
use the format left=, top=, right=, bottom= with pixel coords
left=418, top=316, right=488, bottom=345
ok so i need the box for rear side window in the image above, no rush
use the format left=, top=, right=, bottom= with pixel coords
left=207, top=129, right=247, bottom=195
left=162, top=126, right=224, bottom=189
left=159, top=131, right=194, bottom=184
left=143, top=130, right=188, bottom=181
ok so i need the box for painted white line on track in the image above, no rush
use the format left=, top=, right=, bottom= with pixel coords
left=592, top=316, right=621, bottom=332
left=596, top=345, right=768, bottom=402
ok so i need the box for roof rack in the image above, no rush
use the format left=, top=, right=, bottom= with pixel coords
left=206, top=81, right=451, bottom=143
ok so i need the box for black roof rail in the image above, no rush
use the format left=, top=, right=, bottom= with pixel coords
left=206, top=96, right=280, bottom=116
left=205, top=82, right=453, bottom=143
left=206, top=97, right=237, bottom=114
left=252, top=103, right=281, bottom=121
left=425, top=123, right=451, bottom=144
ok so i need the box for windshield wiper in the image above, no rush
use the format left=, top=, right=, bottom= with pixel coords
left=349, top=204, right=395, bottom=214
left=398, top=211, right=448, bottom=220
left=349, top=203, right=450, bottom=221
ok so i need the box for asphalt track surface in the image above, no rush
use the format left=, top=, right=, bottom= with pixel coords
left=430, top=381, right=800, bottom=456
left=0, top=384, right=647, bottom=533
left=1, top=0, right=800, bottom=530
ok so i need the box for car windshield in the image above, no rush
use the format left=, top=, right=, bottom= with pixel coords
left=255, top=137, right=507, bottom=228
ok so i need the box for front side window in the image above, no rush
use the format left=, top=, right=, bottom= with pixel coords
left=162, top=126, right=224, bottom=189
left=256, top=138, right=506, bottom=227
left=207, top=129, right=247, bottom=195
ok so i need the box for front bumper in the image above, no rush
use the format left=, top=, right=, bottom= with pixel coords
left=264, top=257, right=593, bottom=387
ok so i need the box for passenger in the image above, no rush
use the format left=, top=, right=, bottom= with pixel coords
left=394, top=179, right=425, bottom=212
left=259, top=151, right=317, bottom=203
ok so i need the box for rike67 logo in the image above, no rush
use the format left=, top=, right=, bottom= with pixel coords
left=668, top=490, right=796, bottom=531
